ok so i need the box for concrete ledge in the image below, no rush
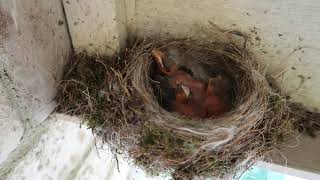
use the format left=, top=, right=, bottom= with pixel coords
left=0, top=83, right=23, bottom=165
left=1, top=114, right=168, bottom=180
left=74, top=144, right=169, bottom=180
left=4, top=114, right=93, bottom=180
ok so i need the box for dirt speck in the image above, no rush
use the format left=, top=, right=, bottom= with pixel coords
left=297, top=74, right=306, bottom=88
left=298, top=36, right=304, bottom=41
left=250, top=29, right=258, bottom=35
left=291, top=66, right=296, bottom=70
left=0, top=8, right=13, bottom=41
left=278, top=33, right=283, bottom=37
left=58, top=20, right=64, bottom=26
left=297, top=74, right=305, bottom=79
left=253, top=26, right=259, bottom=30
left=290, top=102, right=320, bottom=137
left=29, top=14, right=41, bottom=23
left=255, top=36, right=261, bottom=41
left=3, top=69, right=12, bottom=82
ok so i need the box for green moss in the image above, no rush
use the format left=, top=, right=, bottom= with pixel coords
left=140, top=122, right=197, bottom=160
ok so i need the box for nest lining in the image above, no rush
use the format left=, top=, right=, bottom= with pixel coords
left=56, top=39, right=293, bottom=179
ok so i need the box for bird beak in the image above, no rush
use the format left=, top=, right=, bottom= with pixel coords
left=152, top=49, right=165, bottom=68
left=181, top=85, right=190, bottom=98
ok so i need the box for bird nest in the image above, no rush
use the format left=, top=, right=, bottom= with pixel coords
left=56, top=39, right=293, bottom=179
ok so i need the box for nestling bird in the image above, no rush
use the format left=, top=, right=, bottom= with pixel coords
left=151, top=49, right=231, bottom=118
left=204, top=76, right=229, bottom=116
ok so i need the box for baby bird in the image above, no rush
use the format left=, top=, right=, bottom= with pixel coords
left=152, top=49, right=202, bottom=100
left=205, top=76, right=230, bottom=116
left=151, top=49, right=230, bottom=118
